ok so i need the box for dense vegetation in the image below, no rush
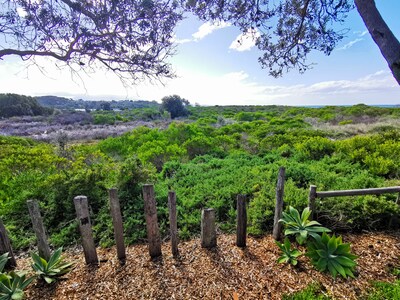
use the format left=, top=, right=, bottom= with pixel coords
left=0, top=104, right=400, bottom=250
left=37, top=95, right=159, bottom=111
left=0, top=94, right=53, bottom=118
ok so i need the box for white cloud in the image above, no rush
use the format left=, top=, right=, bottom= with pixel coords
left=229, top=29, right=260, bottom=52
left=192, top=21, right=230, bottom=40
left=337, top=38, right=364, bottom=50
left=354, top=30, right=369, bottom=37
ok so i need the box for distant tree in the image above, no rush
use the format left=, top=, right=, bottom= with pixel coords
left=100, top=102, right=112, bottom=111
left=0, top=94, right=53, bottom=118
left=161, top=95, right=190, bottom=119
left=186, top=0, right=400, bottom=85
left=0, top=0, right=183, bottom=83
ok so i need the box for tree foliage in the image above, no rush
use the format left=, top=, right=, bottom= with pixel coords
left=161, top=95, right=190, bottom=119
left=0, top=94, right=53, bottom=118
left=186, top=0, right=400, bottom=84
left=1, top=1, right=399, bottom=84
left=0, top=0, right=182, bottom=83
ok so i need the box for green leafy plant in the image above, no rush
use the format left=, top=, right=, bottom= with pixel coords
left=306, top=232, right=358, bottom=279
left=280, top=206, right=331, bottom=245
left=0, top=271, right=35, bottom=300
left=31, top=247, right=73, bottom=284
left=275, top=237, right=302, bottom=266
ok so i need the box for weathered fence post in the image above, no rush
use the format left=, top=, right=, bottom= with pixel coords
left=236, top=195, right=247, bottom=247
left=73, top=196, right=98, bottom=265
left=201, top=208, right=217, bottom=248
left=168, top=191, right=179, bottom=257
left=108, top=188, right=126, bottom=262
left=0, top=218, right=16, bottom=268
left=27, top=199, right=51, bottom=260
left=273, top=167, right=286, bottom=240
left=308, top=185, right=317, bottom=219
left=142, top=184, right=162, bottom=258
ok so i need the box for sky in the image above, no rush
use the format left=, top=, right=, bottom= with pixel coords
left=1, top=1, right=400, bottom=106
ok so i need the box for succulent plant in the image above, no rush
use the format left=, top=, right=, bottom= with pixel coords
left=275, top=237, right=302, bottom=266
left=279, top=206, right=331, bottom=245
left=306, top=232, right=358, bottom=279
left=31, top=247, right=73, bottom=284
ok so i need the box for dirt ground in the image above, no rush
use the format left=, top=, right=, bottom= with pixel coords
left=18, top=232, right=400, bottom=300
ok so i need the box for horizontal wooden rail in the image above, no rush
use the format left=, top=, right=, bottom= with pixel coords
left=309, top=185, right=400, bottom=219
left=316, top=186, right=400, bottom=198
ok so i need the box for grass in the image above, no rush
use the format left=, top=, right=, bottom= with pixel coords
left=365, top=280, right=400, bottom=300
left=282, top=283, right=331, bottom=300
left=283, top=280, right=400, bottom=300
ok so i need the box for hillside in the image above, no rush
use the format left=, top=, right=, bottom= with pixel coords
left=0, top=94, right=53, bottom=118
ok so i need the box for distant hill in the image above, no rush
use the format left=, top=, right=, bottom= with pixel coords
left=0, top=94, right=53, bottom=118
left=37, top=96, right=160, bottom=110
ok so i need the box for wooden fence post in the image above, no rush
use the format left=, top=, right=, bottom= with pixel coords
left=168, top=191, right=179, bottom=257
left=73, top=196, right=98, bottom=265
left=0, top=218, right=16, bottom=269
left=236, top=195, right=247, bottom=247
left=273, top=167, right=286, bottom=240
left=201, top=208, right=217, bottom=248
left=27, top=200, right=51, bottom=260
left=142, top=184, right=162, bottom=258
left=308, top=185, right=317, bottom=219
left=108, top=188, right=126, bottom=262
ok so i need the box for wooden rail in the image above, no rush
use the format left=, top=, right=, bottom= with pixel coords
left=308, top=185, right=400, bottom=219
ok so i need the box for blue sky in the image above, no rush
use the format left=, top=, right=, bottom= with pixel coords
left=0, top=1, right=400, bottom=106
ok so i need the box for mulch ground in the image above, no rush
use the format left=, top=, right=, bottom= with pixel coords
left=20, top=232, right=400, bottom=300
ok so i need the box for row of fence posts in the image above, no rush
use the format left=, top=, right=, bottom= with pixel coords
left=2, top=165, right=397, bottom=269
left=0, top=183, right=250, bottom=267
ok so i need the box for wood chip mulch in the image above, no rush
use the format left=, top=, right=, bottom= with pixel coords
left=21, top=232, right=400, bottom=300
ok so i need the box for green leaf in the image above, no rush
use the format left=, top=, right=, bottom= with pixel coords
left=44, top=276, right=55, bottom=284
left=327, top=262, right=338, bottom=279
left=291, top=249, right=302, bottom=257
left=0, top=253, right=9, bottom=274
left=316, top=249, right=327, bottom=258
left=327, top=235, right=337, bottom=254
left=335, top=256, right=357, bottom=268
left=289, top=206, right=302, bottom=224
left=11, top=289, right=24, bottom=300
left=316, top=258, right=327, bottom=271
left=47, top=248, right=62, bottom=269
left=277, top=256, right=289, bottom=264
left=300, top=207, right=311, bottom=223
left=331, top=260, right=347, bottom=278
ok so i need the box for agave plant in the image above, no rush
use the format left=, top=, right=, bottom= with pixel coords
left=275, top=237, right=302, bottom=266
left=31, top=247, right=73, bottom=284
left=279, top=206, right=331, bottom=245
left=306, top=232, right=358, bottom=279
left=0, top=271, right=35, bottom=300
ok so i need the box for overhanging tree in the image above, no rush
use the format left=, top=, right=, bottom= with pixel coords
left=1, top=1, right=399, bottom=85
left=0, top=0, right=182, bottom=83
left=185, top=0, right=400, bottom=85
